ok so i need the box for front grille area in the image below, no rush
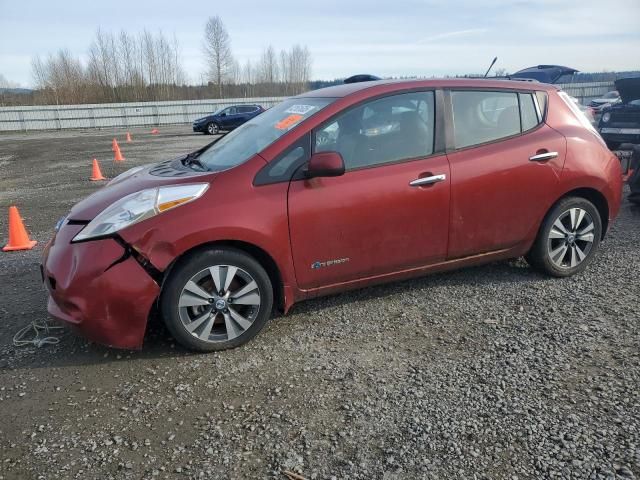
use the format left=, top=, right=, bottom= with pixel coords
left=610, top=111, right=640, bottom=123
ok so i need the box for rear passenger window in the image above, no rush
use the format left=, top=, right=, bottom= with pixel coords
left=451, top=91, right=520, bottom=149
left=519, top=93, right=540, bottom=131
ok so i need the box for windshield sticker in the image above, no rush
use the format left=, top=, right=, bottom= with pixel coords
left=275, top=114, right=303, bottom=130
left=284, top=105, right=317, bottom=115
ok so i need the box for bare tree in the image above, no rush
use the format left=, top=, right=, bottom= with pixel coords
left=257, top=45, right=279, bottom=88
left=287, top=44, right=312, bottom=94
left=279, top=49, right=290, bottom=94
left=203, top=16, right=233, bottom=98
left=26, top=23, right=313, bottom=105
left=241, top=59, right=255, bottom=97
left=0, top=73, right=19, bottom=89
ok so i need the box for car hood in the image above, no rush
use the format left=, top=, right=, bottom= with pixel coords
left=510, top=65, right=578, bottom=84
left=68, top=160, right=215, bottom=221
left=615, top=78, right=640, bottom=103
left=591, top=98, right=616, bottom=104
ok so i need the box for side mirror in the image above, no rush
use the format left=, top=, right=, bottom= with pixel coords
left=305, top=151, right=345, bottom=178
left=220, top=112, right=227, bottom=117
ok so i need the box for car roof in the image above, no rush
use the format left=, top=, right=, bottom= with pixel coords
left=297, top=78, right=558, bottom=98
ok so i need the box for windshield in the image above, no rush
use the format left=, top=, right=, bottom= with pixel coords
left=197, top=98, right=334, bottom=171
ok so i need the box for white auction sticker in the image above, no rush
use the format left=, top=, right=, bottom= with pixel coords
left=285, top=105, right=317, bottom=115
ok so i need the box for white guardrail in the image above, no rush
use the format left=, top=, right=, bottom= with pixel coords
left=0, top=81, right=616, bottom=132
left=0, top=97, right=285, bottom=132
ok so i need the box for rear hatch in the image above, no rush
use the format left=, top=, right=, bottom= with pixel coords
left=509, top=65, right=578, bottom=84
left=606, top=78, right=640, bottom=127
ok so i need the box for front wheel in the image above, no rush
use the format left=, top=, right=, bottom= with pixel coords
left=160, top=248, right=273, bottom=352
left=526, top=197, right=602, bottom=277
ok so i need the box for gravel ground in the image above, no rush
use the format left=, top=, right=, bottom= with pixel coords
left=0, top=126, right=639, bottom=480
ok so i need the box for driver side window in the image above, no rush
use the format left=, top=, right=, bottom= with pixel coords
left=315, top=91, right=435, bottom=170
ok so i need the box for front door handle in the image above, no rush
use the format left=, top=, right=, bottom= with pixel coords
left=529, top=151, right=559, bottom=162
left=409, top=174, right=446, bottom=187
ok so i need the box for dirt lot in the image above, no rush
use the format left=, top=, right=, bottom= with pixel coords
left=1, top=126, right=639, bottom=480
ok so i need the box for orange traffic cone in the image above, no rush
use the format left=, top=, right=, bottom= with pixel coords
left=90, top=159, right=107, bottom=181
left=114, top=144, right=125, bottom=162
left=126, top=132, right=132, bottom=143
left=112, top=138, right=118, bottom=151
left=3, top=206, right=37, bottom=251
left=150, top=128, right=159, bottom=135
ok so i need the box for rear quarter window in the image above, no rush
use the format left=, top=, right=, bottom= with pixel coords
left=519, top=93, right=541, bottom=131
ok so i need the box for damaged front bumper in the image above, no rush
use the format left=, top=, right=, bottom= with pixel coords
left=41, top=223, right=160, bottom=349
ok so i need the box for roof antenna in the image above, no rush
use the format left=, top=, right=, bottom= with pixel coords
left=483, top=57, right=498, bottom=78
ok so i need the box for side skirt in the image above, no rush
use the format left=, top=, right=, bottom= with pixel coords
left=298, top=245, right=528, bottom=300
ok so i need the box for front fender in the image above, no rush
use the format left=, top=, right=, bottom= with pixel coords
left=117, top=163, right=298, bottom=305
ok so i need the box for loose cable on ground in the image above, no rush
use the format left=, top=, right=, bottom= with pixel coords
left=13, top=320, right=65, bottom=348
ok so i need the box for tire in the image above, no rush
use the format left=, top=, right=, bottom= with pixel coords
left=160, top=248, right=273, bottom=352
left=206, top=122, right=219, bottom=135
left=526, top=196, right=602, bottom=278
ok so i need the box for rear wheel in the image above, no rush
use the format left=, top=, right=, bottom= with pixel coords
left=526, top=197, right=602, bottom=277
left=206, top=122, right=219, bottom=135
left=160, top=248, right=273, bottom=352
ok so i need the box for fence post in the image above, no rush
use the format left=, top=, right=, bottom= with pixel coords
left=19, top=109, right=26, bottom=132
left=54, top=107, right=61, bottom=130
left=182, top=104, right=189, bottom=124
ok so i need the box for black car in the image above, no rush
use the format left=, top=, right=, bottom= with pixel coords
left=193, top=104, right=265, bottom=135
left=599, top=78, right=640, bottom=149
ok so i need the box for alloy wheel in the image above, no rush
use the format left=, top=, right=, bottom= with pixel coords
left=178, top=265, right=261, bottom=343
left=207, top=123, right=218, bottom=135
left=547, top=207, right=595, bottom=269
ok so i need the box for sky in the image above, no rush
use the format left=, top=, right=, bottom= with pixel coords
left=1, top=0, right=639, bottom=87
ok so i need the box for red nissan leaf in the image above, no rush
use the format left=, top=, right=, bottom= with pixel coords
left=42, top=79, right=622, bottom=351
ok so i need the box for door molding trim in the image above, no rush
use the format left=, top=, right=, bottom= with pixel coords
left=299, top=243, right=528, bottom=298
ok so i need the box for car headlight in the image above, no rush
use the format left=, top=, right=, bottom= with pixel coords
left=73, top=183, right=209, bottom=242
left=108, top=166, right=145, bottom=186
left=55, top=215, right=67, bottom=232
left=602, top=112, right=611, bottom=123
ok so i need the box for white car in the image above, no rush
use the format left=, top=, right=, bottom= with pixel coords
left=589, top=91, right=621, bottom=113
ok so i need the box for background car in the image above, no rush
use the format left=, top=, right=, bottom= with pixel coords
left=589, top=90, right=621, bottom=115
left=508, top=64, right=578, bottom=84
left=599, top=78, right=640, bottom=149
left=193, top=104, right=264, bottom=134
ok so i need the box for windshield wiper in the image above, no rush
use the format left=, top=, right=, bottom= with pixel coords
left=182, top=152, right=208, bottom=171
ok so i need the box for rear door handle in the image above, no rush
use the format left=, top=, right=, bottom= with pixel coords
left=529, top=151, right=559, bottom=162
left=409, top=174, right=446, bottom=187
